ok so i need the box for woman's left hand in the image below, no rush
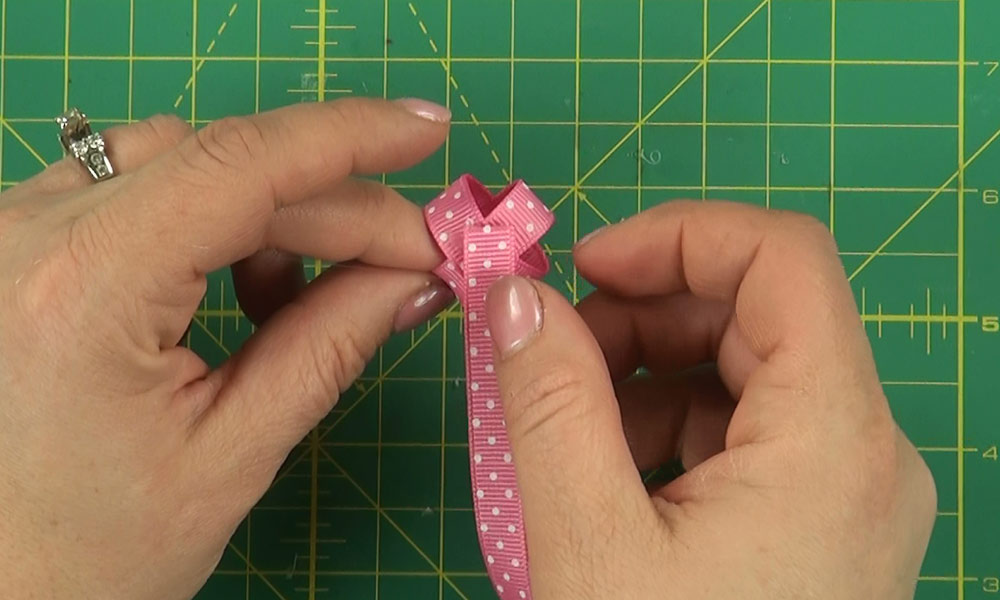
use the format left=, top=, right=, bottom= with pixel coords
left=0, top=98, right=452, bottom=600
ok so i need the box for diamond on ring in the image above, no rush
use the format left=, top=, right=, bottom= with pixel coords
left=56, top=107, right=114, bottom=182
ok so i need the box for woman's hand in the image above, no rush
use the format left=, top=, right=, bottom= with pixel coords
left=0, top=98, right=453, bottom=599
left=485, top=201, right=936, bottom=599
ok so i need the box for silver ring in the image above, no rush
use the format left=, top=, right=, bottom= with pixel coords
left=55, top=108, right=115, bottom=182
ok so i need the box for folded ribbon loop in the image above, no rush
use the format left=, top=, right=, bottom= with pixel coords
left=424, top=175, right=554, bottom=600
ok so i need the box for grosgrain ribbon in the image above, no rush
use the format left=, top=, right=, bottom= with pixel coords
left=424, top=175, right=554, bottom=600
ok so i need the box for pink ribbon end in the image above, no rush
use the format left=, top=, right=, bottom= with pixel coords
left=423, top=174, right=554, bottom=600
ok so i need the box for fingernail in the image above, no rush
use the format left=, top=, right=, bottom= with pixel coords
left=486, top=276, right=543, bottom=358
left=395, top=281, right=454, bottom=332
left=395, top=98, right=452, bottom=123
left=576, top=225, right=608, bottom=248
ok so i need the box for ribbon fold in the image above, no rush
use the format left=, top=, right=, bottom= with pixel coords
left=424, top=175, right=554, bottom=600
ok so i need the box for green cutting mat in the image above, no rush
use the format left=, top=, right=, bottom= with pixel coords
left=2, top=0, right=1000, bottom=598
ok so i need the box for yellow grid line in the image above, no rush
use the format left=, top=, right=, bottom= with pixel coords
left=254, top=0, right=261, bottom=114
left=862, top=314, right=977, bottom=324
left=847, top=123, right=1000, bottom=282
left=3, top=54, right=986, bottom=67
left=0, top=0, right=5, bottom=187
left=407, top=2, right=510, bottom=182
left=549, top=0, right=770, bottom=215
left=174, top=2, right=238, bottom=110
left=318, top=445, right=473, bottom=600
left=0, top=116, right=966, bottom=129
left=700, top=0, right=707, bottom=201
left=127, top=0, right=134, bottom=122
left=764, top=0, right=771, bottom=209
left=63, top=0, right=70, bottom=111
left=572, top=0, right=580, bottom=303
left=378, top=2, right=389, bottom=595
left=637, top=0, right=644, bottom=213
left=307, top=3, right=327, bottom=598
left=227, top=543, right=291, bottom=600
left=0, top=119, right=47, bottom=167
left=188, top=0, right=197, bottom=124
left=829, top=0, right=836, bottom=233
left=508, top=0, right=516, bottom=182
left=956, top=0, right=966, bottom=595
left=308, top=427, right=319, bottom=600
left=438, top=281, right=448, bottom=600
left=271, top=315, right=447, bottom=486
left=439, top=3, right=452, bottom=595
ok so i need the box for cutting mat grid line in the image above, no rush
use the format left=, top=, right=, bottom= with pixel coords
left=2, top=1, right=999, bottom=599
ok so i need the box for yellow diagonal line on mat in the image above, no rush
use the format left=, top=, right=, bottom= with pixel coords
left=173, top=2, right=239, bottom=108
left=847, top=123, right=1000, bottom=281
left=319, top=309, right=451, bottom=437
left=407, top=1, right=510, bottom=181
left=318, top=445, right=472, bottom=600
left=270, top=313, right=449, bottom=487
left=579, top=191, right=612, bottom=225
left=191, top=316, right=232, bottom=356
left=226, top=543, right=291, bottom=600
left=0, top=119, right=48, bottom=167
left=550, top=0, right=769, bottom=214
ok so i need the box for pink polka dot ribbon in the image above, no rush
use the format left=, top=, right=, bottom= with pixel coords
left=424, top=175, right=554, bottom=600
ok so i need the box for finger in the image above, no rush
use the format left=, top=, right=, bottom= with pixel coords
left=615, top=370, right=734, bottom=471
left=485, top=277, right=653, bottom=592
left=576, top=290, right=730, bottom=379
left=266, top=178, right=442, bottom=268
left=574, top=201, right=881, bottom=443
left=117, top=97, right=449, bottom=278
left=193, top=264, right=443, bottom=476
left=576, top=290, right=759, bottom=397
left=231, top=250, right=306, bottom=326
left=25, top=115, right=191, bottom=195
left=232, top=176, right=446, bottom=327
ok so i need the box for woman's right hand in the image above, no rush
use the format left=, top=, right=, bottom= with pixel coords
left=484, top=201, right=936, bottom=599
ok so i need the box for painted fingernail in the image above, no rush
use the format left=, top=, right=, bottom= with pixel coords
left=395, top=281, right=454, bottom=333
left=395, top=98, right=452, bottom=123
left=486, top=276, right=543, bottom=358
left=576, top=225, right=608, bottom=248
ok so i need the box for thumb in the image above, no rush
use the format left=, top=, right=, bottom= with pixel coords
left=485, top=277, right=650, bottom=585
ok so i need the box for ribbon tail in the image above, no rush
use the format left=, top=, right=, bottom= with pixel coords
left=463, top=226, right=532, bottom=599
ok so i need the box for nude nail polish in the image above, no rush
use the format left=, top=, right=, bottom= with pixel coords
left=394, top=98, right=452, bottom=123
left=395, top=282, right=454, bottom=333
left=485, top=276, right=543, bottom=358
left=576, top=225, right=608, bottom=247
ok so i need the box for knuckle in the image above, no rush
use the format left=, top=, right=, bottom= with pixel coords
left=0, top=202, right=27, bottom=240
left=777, top=210, right=838, bottom=255
left=322, top=97, right=367, bottom=128
left=316, top=101, right=364, bottom=170
left=140, top=114, right=192, bottom=146
left=504, top=366, right=594, bottom=443
left=296, top=317, right=372, bottom=418
left=193, top=116, right=267, bottom=171
left=65, top=208, right=118, bottom=270
left=324, top=324, right=370, bottom=393
left=845, top=417, right=914, bottom=518
left=15, top=242, right=83, bottom=322
left=359, top=178, right=389, bottom=214
left=911, top=451, right=939, bottom=525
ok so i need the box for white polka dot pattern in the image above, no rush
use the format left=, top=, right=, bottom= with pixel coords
left=423, top=174, right=554, bottom=600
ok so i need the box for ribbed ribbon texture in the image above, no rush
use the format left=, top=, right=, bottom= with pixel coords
left=424, top=175, right=554, bottom=600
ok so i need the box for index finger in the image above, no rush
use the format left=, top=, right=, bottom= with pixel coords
left=114, top=97, right=450, bottom=276
left=574, top=201, right=863, bottom=362
left=573, top=201, right=884, bottom=441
